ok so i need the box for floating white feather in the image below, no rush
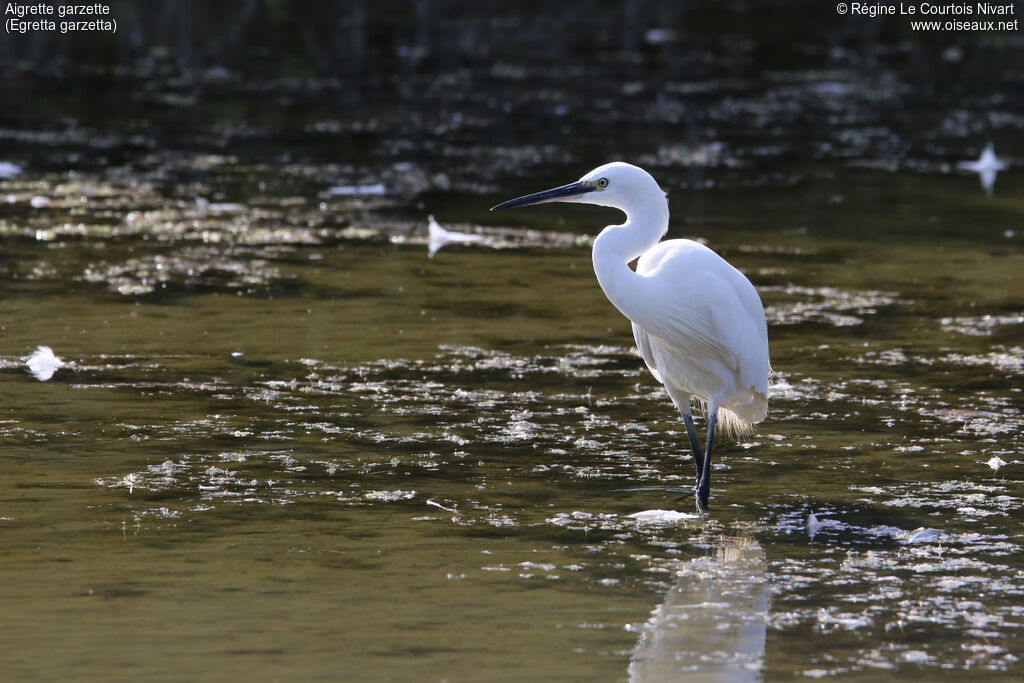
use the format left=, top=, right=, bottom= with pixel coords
left=0, top=161, right=22, bottom=179
left=428, top=214, right=482, bottom=258
left=957, top=142, right=1008, bottom=197
left=626, top=509, right=700, bottom=525
left=986, top=455, right=1007, bottom=472
left=26, top=345, right=64, bottom=381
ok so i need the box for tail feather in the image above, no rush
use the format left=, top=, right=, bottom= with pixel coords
left=690, top=395, right=764, bottom=441
left=716, top=405, right=757, bottom=441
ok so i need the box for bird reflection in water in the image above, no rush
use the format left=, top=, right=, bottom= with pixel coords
left=628, top=536, right=769, bottom=682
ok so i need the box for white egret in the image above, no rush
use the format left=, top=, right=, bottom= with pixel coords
left=492, top=162, right=770, bottom=508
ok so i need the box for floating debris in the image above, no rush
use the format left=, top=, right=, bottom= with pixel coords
left=940, top=312, right=1024, bottom=337
left=363, top=489, right=416, bottom=502
left=957, top=142, right=1008, bottom=197
left=643, top=27, right=679, bottom=46
left=25, top=345, right=64, bottom=381
left=808, top=512, right=821, bottom=539
left=81, top=245, right=287, bottom=296
left=426, top=498, right=459, bottom=515
left=427, top=214, right=483, bottom=257
left=899, top=527, right=945, bottom=544
left=327, top=183, right=387, bottom=196
left=626, top=509, right=700, bottom=525
left=194, top=197, right=246, bottom=214
left=986, top=456, right=1007, bottom=472
left=0, top=161, right=22, bottom=179
left=807, top=512, right=846, bottom=539
left=806, top=511, right=823, bottom=540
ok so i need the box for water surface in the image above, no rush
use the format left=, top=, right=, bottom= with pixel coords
left=1, top=55, right=1022, bottom=681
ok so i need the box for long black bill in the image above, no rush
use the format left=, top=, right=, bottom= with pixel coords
left=490, top=180, right=589, bottom=211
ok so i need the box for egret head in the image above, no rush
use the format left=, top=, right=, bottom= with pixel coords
left=491, top=162, right=667, bottom=215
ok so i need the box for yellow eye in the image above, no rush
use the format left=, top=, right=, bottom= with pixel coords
left=597, top=178, right=609, bottom=188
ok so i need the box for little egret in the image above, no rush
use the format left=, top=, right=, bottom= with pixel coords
left=492, top=162, right=770, bottom=508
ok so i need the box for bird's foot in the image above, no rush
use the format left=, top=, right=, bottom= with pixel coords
left=693, top=479, right=710, bottom=511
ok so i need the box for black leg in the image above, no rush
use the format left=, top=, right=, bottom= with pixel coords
left=696, top=411, right=717, bottom=510
left=682, top=412, right=704, bottom=478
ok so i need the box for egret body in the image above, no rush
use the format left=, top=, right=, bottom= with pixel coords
left=492, top=162, right=770, bottom=508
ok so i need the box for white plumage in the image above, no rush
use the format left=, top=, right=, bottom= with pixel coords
left=493, top=162, right=771, bottom=507
left=631, top=239, right=769, bottom=437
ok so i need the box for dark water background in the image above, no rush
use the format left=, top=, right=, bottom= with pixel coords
left=1, top=2, right=1022, bottom=680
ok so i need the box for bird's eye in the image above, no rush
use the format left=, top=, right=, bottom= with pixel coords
left=597, top=178, right=609, bottom=188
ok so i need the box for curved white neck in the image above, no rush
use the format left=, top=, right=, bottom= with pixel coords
left=591, top=198, right=669, bottom=325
